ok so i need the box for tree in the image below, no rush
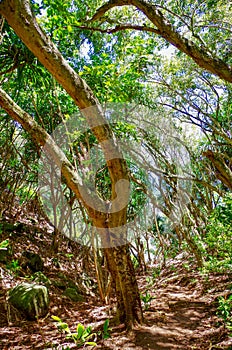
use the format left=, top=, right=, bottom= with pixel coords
left=0, top=0, right=143, bottom=329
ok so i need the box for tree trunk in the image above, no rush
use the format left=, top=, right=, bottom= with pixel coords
left=104, top=243, right=143, bottom=327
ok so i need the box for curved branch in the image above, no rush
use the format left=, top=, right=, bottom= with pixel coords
left=90, top=0, right=232, bottom=83
left=75, top=24, right=161, bottom=35
left=0, top=87, right=108, bottom=224
left=203, top=150, right=232, bottom=191
left=196, top=24, right=232, bottom=34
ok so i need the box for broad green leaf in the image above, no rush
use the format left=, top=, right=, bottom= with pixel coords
left=51, top=315, right=61, bottom=322
left=77, top=323, right=85, bottom=338
left=103, top=319, right=109, bottom=332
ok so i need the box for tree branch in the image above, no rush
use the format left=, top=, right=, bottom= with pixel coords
left=90, top=0, right=232, bottom=83
left=89, top=0, right=127, bottom=23
left=76, top=24, right=161, bottom=35
left=0, top=87, right=108, bottom=222
left=0, top=62, right=24, bottom=76
left=196, top=24, right=232, bottom=34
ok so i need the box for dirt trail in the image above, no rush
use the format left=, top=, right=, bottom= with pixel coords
left=100, top=270, right=232, bottom=350
left=135, top=286, right=218, bottom=349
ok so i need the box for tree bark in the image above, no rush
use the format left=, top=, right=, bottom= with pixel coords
left=104, top=244, right=143, bottom=326
left=203, top=150, right=232, bottom=191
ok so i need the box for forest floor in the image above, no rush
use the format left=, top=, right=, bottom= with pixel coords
left=0, top=208, right=232, bottom=350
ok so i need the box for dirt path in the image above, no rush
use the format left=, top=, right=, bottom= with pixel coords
left=100, top=270, right=232, bottom=350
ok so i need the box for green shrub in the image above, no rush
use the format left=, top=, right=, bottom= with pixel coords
left=52, top=316, right=97, bottom=348
left=140, top=291, right=154, bottom=310
left=6, top=259, right=21, bottom=274
left=203, top=194, right=232, bottom=271
left=217, top=295, right=232, bottom=333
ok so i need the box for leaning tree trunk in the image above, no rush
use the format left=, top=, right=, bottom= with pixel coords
left=0, top=0, right=143, bottom=329
left=104, top=244, right=143, bottom=326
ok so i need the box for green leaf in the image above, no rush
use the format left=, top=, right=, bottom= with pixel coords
left=51, top=315, right=61, bottom=322
left=0, top=239, right=9, bottom=248
left=103, top=319, right=109, bottom=332
left=67, top=25, right=73, bottom=33
left=103, top=332, right=111, bottom=340
left=85, top=342, right=97, bottom=346
left=58, top=322, right=70, bottom=332
left=77, top=323, right=85, bottom=339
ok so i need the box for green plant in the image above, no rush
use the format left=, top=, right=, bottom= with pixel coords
left=0, top=239, right=9, bottom=248
left=152, top=266, right=161, bottom=279
left=170, top=264, right=177, bottom=272
left=140, top=291, right=154, bottom=310
left=65, top=253, right=74, bottom=259
left=30, top=271, right=51, bottom=288
left=146, top=276, right=152, bottom=285
left=217, top=295, right=232, bottom=333
left=6, top=259, right=21, bottom=274
left=190, top=278, right=197, bottom=285
left=51, top=316, right=97, bottom=348
left=101, top=319, right=111, bottom=340
left=204, top=256, right=232, bottom=273
left=131, top=255, right=139, bottom=270
left=183, top=263, right=190, bottom=271
left=203, top=194, right=232, bottom=272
